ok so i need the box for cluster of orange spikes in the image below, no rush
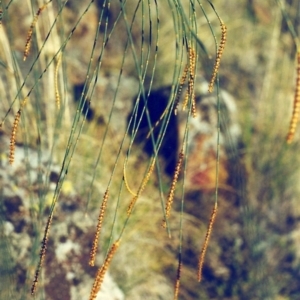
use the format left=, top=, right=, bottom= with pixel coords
left=18, top=2, right=229, bottom=299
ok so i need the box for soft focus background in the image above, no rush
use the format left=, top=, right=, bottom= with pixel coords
left=1, top=0, right=300, bottom=299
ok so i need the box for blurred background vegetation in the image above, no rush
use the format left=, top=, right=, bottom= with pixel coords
left=1, top=0, right=300, bottom=299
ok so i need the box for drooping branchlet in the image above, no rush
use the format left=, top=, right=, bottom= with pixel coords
left=145, top=103, right=170, bottom=141
left=180, top=46, right=196, bottom=117
left=174, top=64, right=189, bottom=115
left=208, top=20, right=227, bottom=93
left=197, top=202, right=218, bottom=282
left=286, top=51, right=300, bottom=144
left=139, top=157, right=156, bottom=194
left=9, top=98, right=27, bottom=165
left=127, top=158, right=155, bottom=215
left=9, top=110, right=21, bottom=165
left=124, top=163, right=137, bottom=197
left=54, top=53, right=62, bottom=109
left=23, top=1, right=52, bottom=61
left=89, top=189, right=109, bottom=267
left=89, top=240, right=120, bottom=300
left=191, top=95, right=197, bottom=118
left=188, top=46, right=196, bottom=117
left=162, top=149, right=184, bottom=228
left=127, top=195, right=138, bottom=216
left=174, top=253, right=182, bottom=300
left=31, top=212, right=54, bottom=295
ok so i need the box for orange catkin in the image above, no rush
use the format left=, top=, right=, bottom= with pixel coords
left=89, top=240, right=120, bottom=300
left=9, top=98, right=27, bottom=165
left=174, top=254, right=182, bottom=300
left=208, top=20, right=227, bottom=93
left=127, top=158, right=155, bottom=216
left=162, top=149, right=184, bottom=228
left=89, top=189, right=109, bottom=267
left=286, top=51, right=300, bottom=144
left=139, top=157, right=156, bottom=194
left=180, top=46, right=197, bottom=117
left=54, top=53, right=62, bottom=109
left=23, top=1, right=51, bottom=61
left=197, top=202, right=218, bottom=282
left=9, top=109, right=21, bottom=165
left=188, top=46, right=196, bottom=118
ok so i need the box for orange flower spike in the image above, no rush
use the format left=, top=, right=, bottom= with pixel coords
left=89, top=240, right=120, bottom=300
left=191, top=95, right=197, bottom=118
left=286, top=51, right=300, bottom=144
left=162, top=149, right=184, bottom=228
left=9, top=98, right=27, bottom=165
left=174, top=254, right=182, bottom=300
left=127, top=195, right=138, bottom=216
left=188, top=46, right=196, bottom=117
left=197, top=202, right=218, bottom=282
left=127, top=158, right=155, bottom=216
left=139, top=157, right=156, bottom=194
left=54, top=53, right=62, bottom=109
left=89, top=189, right=109, bottom=267
left=182, top=45, right=196, bottom=115
left=23, top=1, right=51, bottom=61
left=208, top=20, right=227, bottom=93
left=9, top=109, right=21, bottom=165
